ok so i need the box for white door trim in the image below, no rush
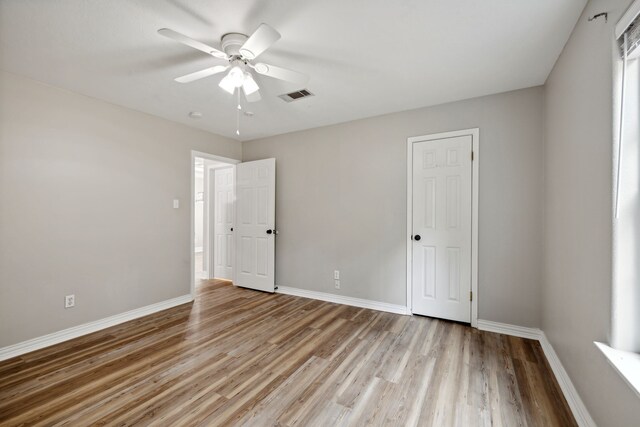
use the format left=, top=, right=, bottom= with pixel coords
left=406, top=128, right=479, bottom=327
left=191, top=151, right=240, bottom=298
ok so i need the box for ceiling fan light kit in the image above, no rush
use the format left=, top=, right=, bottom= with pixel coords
left=242, top=72, right=259, bottom=95
left=218, top=71, right=237, bottom=94
left=226, top=64, right=246, bottom=87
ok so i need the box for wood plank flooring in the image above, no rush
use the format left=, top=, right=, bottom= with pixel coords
left=0, top=280, right=576, bottom=426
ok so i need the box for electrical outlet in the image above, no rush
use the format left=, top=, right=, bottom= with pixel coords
left=65, top=294, right=75, bottom=308
left=334, top=270, right=340, bottom=280
left=334, top=279, right=340, bottom=289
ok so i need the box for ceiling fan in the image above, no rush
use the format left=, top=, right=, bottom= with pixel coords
left=158, top=23, right=309, bottom=102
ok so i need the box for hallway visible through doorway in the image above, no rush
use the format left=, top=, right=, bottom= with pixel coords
left=192, top=154, right=237, bottom=286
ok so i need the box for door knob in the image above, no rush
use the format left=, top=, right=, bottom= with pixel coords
left=414, top=234, right=421, bottom=241
left=266, top=229, right=273, bottom=234
left=230, top=227, right=233, bottom=231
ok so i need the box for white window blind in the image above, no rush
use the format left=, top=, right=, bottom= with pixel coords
left=614, top=2, right=640, bottom=217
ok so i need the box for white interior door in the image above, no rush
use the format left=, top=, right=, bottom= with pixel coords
left=235, top=158, right=276, bottom=292
left=412, top=136, right=472, bottom=322
left=213, top=167, right=234, bottom=280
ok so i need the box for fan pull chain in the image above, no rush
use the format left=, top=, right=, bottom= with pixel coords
left=236, top=89, right=241, bottom=136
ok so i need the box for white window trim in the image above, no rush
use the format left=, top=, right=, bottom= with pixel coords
left=595, top=342, right=640, bottom=398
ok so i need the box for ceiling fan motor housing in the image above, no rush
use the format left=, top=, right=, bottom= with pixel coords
left=221, top=33, right=249, bottom=57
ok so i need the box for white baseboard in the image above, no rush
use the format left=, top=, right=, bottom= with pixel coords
left=477, top=319, right=542, bottom=340
left=0, top=294, right=193, bottom=362
left=276, top=286, right=410, bottom=315
left=540, top=332, right=597, bottom=427
left=477, top=319, right=596, bottom=427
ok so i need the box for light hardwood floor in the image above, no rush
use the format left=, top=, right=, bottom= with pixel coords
left=0, top=280, right=576, bottom=426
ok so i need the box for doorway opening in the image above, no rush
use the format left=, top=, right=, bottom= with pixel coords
left=191, top=151, right=240, bottom=296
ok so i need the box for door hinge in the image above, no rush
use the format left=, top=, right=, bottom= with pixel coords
left=471, top=151, right=474, bottom=161
left=470, top=291, right=473, bottom=301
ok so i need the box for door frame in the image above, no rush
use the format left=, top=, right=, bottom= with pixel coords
left=406, top=128, right=479, bottom=327
left=190, top=150, right=240, bottom=299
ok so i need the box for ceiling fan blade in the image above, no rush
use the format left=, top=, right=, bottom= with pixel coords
left=175, top=65, right=228, bottom=83
left=239, top=23, right=281, bottom=60
left=158, top=28, right=228, bottom=59
left=252, top=63, right=308, bottom=86
left=244, top=87, right=261, bottom=103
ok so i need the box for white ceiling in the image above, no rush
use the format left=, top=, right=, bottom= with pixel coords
left=0, top=0, right=586, bottom=141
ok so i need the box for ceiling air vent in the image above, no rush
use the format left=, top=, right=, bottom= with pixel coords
left=278, top=89, right=314, bottom=103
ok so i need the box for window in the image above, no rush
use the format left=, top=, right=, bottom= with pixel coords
left=612, top=28, right=640, bottom=355
left=601, top=0, right=640, bottom=397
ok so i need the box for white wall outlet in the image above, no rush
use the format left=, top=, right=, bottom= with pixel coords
left=173, top=199, right=180, bottom=209
left=334, top=279, right=340, bottom=289
left=64, top=294, right=75, bottom=308
left=334, top=270, right=340, bottom=280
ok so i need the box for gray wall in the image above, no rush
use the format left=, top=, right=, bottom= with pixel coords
left=543, top=0, right=640, bottom=425
left=244, top=87, right=544, bottom=327
left=0, top=71, right=241, bottom=347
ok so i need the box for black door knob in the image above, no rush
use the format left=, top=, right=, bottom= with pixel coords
left=414, top=234, right=421, bottom=241
left=230, top=227, right=233, bottom=232
left=266, top=229, right=273, bottom=234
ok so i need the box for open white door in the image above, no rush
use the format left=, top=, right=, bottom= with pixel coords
left=234, top=158, right=276, bottom=292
